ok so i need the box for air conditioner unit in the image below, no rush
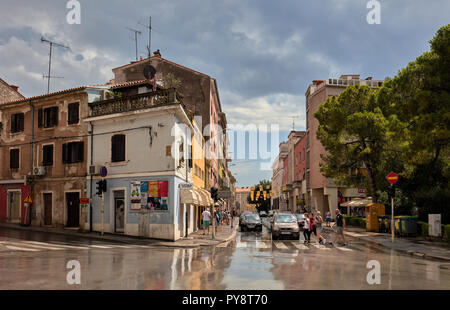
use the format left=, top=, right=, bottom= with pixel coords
left=33, top=166, right=46, bottom=176
left=89, top=165, right=101, bottom=175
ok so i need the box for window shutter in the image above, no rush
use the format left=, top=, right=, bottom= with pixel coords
left=38, top=109, right=43, bottom=128
left=62, top=143, right=67, bottom=163
left=77, top=142, right=84, bottom=162
left=10, top=115, right=16, bottom=132
left=52, top=107, right=58, bottom=126
left=111, top=134, right=125, bottom=162
left=19, top=113, right=24, bottom=131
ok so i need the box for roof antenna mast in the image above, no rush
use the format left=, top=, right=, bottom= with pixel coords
left=40, top=37, right=69, bottom=94
left=126, top=27, right=142, bottom=61
left=138, top=16, right=152, bottom=58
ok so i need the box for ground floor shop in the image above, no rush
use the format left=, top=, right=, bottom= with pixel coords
left=87, top=176, right=212, bottom=241
left=308, top=187, right=367, bottom=218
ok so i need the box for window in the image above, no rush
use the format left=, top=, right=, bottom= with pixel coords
left=42, top=145, right=54, bottom=166
left=10, top=113, right=24, bottom=133
left=10, top=149, right=19, bottom=169
left=38, top=107, right=58, bottom=128
left=62, top=142, right=84, bottom=164
left=111, top=134, right=125, bottom=162
left=68, top=102, right=79, bottom=125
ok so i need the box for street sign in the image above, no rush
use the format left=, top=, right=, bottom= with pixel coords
left=386, top=172, right=399, bottom=184
left=100, top=166, right=108, bottom=178
left=24, top=194, right=32, bottom=204
left=358, top=188, right=366, bottom=194
left=80, top=198, right=90, bottom=204
left=179, top=183, right=193, bottom=190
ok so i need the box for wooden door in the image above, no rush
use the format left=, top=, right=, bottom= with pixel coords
left=43, top=193, right=52, bottom=225
left=66, top=192, right=80, bottom=227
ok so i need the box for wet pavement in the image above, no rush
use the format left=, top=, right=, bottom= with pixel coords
left=0, top=227, right=449, bottom=289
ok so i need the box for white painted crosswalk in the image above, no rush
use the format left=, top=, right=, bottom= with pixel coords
left=0, top=239, right=155, bottom=254
left=222, top=240, right=355, bottom=252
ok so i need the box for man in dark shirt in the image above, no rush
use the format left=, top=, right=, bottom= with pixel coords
left=330, top=209, right=347, bottom=246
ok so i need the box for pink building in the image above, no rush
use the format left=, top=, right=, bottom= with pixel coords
left=305, top=75, right=384, bottom=217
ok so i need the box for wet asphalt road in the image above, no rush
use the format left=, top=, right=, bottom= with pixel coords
left=0, top=226, right=449, bottom=290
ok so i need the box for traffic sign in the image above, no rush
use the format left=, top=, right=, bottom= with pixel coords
left=386, top=172, right=399, bottom=184
left=24, top=194, right=32, bottom=204
left=80, top=198, right=90, bottom=204
left=100, top=166, right=108, bottom=178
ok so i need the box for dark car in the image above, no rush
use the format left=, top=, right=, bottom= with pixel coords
left=271, top=212, right=300, bottom=240
left=240, top=213, right=262, bottom=232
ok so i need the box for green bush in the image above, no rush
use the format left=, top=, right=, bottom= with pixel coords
left=445, top=225, right=450, bottom=241
left=359, top=218, right=367, bottom=228
left=420, top=222, right=429, bottom=237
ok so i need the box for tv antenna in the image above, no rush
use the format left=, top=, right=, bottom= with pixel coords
left=138, top=16, right=153, bottom=58
left=41, top=37, right=69, bottom=94
left=290, top=115, right=299, bottom=131
left=126, top=27, right=142, bottom=61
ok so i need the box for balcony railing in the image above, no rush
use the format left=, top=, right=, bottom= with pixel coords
left=89, top=88, right=181, bottom=117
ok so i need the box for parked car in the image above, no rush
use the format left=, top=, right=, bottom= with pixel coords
left=271, top=212, right=300, bottom=240
left=259, top=211, right=268, bottom=217
left=240, top=213, right=263, bottom=232
left=239, top=211, right=252, bottom=225
left=296, top=213, right=307, bottom=230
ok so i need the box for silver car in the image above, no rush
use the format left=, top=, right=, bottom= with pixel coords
left=271, top=213, right=300, bottom=240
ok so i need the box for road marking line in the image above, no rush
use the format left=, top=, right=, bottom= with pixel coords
left=20, top=240, right=92, bottom=250
left=236, top=242, right=247, bottom=248
left=291, top=243, right=309, bottom=250
left=89, top=245, right=114, bottom=249
left=336, top=247, right=353, bottom=252
left=311, top=244, right=330, bottom=250
left=216, top=242, right=229, bottom=248
left=12, top=242, right=65, bottom=251
left=106, top=245, right=135, bottom=249
left=6, top=245, right=40, bottom=252
left=20, top=240, right=78, bottom=249
left=273, top=242, right=288, bottom=249
left=256, top=241, right=270, bottom=249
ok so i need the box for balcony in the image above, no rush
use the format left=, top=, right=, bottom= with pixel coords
left=89, top=88, right=181, bottom=117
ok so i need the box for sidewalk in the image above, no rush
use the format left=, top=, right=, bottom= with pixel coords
left=0, top=219, right=238, bottom=249
left=324, top=225, right=450, bottom=262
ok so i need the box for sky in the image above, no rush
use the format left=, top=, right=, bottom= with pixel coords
left=0, top=0, right=449, bottom=187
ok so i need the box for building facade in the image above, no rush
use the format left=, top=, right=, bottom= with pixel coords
left=0, top=85, right=107, bottom=227
left=305, top=75, right=383, bottom=217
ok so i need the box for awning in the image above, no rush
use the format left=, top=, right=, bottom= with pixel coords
left=197, top=188, right=214, bottom=206
left=340, top=198, right=373, bottom=207
left=180, top=189, right=202, bottom=205
left=180, top=188, right=214, bottom=206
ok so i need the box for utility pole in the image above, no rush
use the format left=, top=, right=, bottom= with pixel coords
left=41, top=37, right=69, bottom=94
left=127, top=27, right=142, bottom=61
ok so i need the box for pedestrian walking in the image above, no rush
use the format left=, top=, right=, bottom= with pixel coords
left=202, top=209, right=211, bottom=235
left=315, top=211, right=326, bottom=244
left=326, top=211, right=331, bottom=227
left=214, top=209, right=220, bottom=234
left=330, top=209, right=347, bottom=246
left=309, top=213, right=317, bottom=243
left=303, top=213, right=311, bottom=244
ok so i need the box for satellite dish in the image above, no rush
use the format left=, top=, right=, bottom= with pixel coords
left=143, top=65, right=156, bottom=79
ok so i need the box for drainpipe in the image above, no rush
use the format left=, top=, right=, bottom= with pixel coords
left=89, top=122, right=93, bottom=232
left=25, top=100, right=34, bottom=227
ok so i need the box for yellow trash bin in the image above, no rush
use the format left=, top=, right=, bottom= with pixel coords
left=366, top=203, right=385, bottom=232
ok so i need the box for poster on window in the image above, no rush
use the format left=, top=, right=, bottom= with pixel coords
left=130, top=181, right=142, bottom=210
left=131, top=180, right=169, bottom=211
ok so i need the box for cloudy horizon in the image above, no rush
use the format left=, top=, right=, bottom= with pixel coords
left=1, top=0, right=449, bottom=187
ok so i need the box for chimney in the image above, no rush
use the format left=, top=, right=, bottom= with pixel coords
left=153, top=49, right=161, bottom=57
left=10, top=85, right=19, bottom=92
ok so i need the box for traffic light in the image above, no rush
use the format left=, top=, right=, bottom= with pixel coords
left=96, top=180, right=103, bottom=197
left=96, top=180, right=107, bottom=197
left=210, top=187, right=218, bottom=202
left=102, top=179, right=107, bottom=193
